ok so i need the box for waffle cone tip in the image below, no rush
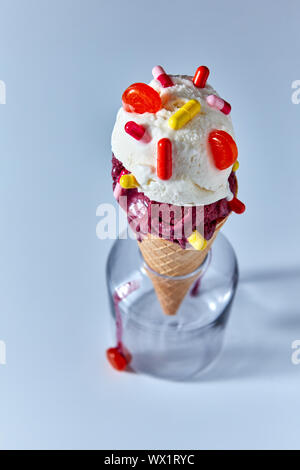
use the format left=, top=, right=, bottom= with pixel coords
left=138, top=218, right=228, bottom=315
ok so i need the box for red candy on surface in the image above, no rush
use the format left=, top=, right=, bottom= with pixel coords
left=193, top=66, right=210, bottom=88
left=208, top=130, right=238, bottom=170
left=125, top=121, right=146, bottom=140
left=122, top=83, right=162, bottom=114
left=157, top=138, right=172, bottom=180
left=106, top=347, right=128, bottom=371
left=229, top=197, right=246, bottom=214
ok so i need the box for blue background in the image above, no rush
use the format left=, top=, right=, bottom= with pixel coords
left=0, top=0, right=300, bottom=450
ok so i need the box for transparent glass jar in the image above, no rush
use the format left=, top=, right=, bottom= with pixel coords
left=106, top=233, right=239, bottom=381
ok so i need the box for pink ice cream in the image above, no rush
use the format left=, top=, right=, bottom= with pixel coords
left=112, top=155, right=237, bottom=249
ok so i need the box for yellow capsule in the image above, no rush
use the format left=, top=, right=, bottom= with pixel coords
left=168, top=99, right=201, bottom=130
left=168, top=109, right=190, bottom=130
left=232, top=161, right=239, bottom=172
left=119, top=174, right=138, bottom=189
left=182, top=99, right=201, bottom=118
left=188, top=230, right=207, bottom=251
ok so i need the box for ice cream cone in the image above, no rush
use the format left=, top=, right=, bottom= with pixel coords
left=138, top=217, right=228, bottom=315
left=112, top=71, right=244, bottom=316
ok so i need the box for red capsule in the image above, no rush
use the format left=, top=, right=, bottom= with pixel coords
left=208, top=130, right=238, bottom=170
left=122, top=83, right=162, bottom=114
left=125, top=121, right=146, bottom=140
left=157, top=138, right=172, bottom=180
left=106, top=347, right=128, bottom=371
left=193, top=66, right=210, bottom=88
left=229, top=197, right=246, bottom=214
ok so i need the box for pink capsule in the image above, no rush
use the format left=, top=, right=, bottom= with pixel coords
left=113, top=171, right=128, bottom=200
left=125, top=121, right=146, bottom=140
left=113, top=183, right=122, bottom=201
left=206, top=94, right=231, bottom=115
left=152, top=65, right=174, bottom=88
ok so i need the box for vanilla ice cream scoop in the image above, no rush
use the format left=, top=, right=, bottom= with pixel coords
left=111, top=74, right=236, bottom=206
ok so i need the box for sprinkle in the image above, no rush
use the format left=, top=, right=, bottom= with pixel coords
left=106, top=348, right=128, bottom=371
left=119, top=174, right=139, bottom=189
left=229, top=197, right=246, bottom=214
left=125, top=121, right=146, bottom=140
left=157, top=138, right=172, bottom=180
left=206, top=94, right=231, bottom=115
left=122, top=83, right=161, bottom=114
left=168, top=99, right=201, bottom=130
left=208, top=130, right=238, bottom=170
left=232, top=161, right=239, bottom=172
left=188, top=231, right=207, bottom=251
left=152, top=65, right=174, bottom=88
left=193, top=66, right=210, bottom=88
left=117, top=169, right=128, bottom=183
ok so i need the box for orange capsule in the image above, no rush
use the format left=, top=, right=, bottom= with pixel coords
left=208, top=130, right=238, bottom=170
left=193, top=66, right=210, bottom=88
left=122, top=83, right=162, bottom=114
left=157, top=138, right=172, bottom=180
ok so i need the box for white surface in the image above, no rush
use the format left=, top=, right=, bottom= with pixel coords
left=0, top=0, right=300, bottom=450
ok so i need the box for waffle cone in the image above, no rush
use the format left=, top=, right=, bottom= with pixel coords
left=138, top=218, right=228, bottom=315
